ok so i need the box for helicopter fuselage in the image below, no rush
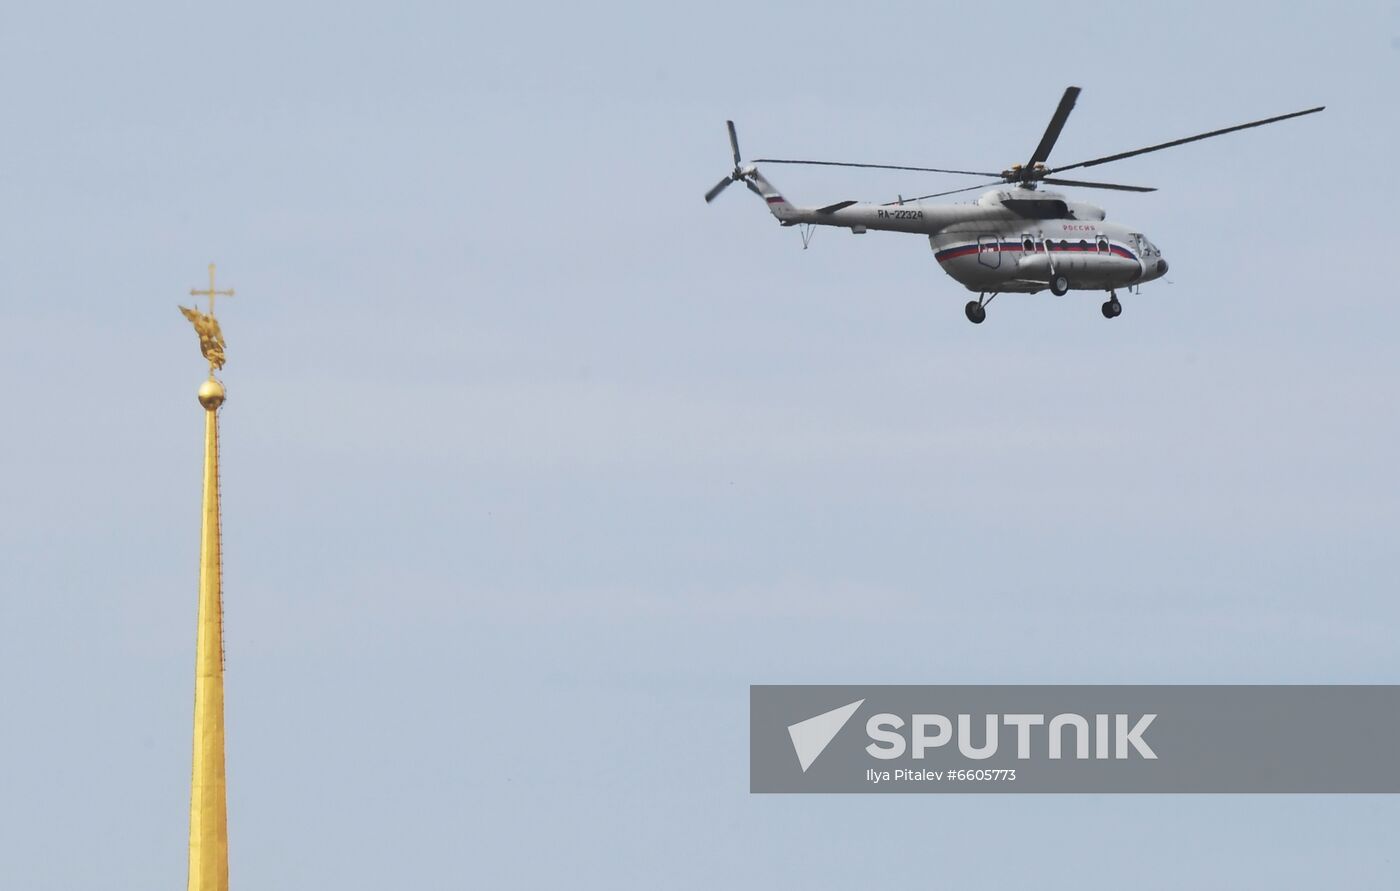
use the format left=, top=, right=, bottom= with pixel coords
left=755, top=173, right=1168, bottom=295
left=928, top=214, right=1167, bottom=294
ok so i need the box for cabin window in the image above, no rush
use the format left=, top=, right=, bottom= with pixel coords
left=1096, top=236, right=1109, bottom=253
left=1023, top=236, right=1035, bottom=252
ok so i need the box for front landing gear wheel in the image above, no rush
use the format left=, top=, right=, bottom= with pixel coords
left=1101, top=299, right=1122, bottom=319
left=1050, top=274, right=1070, bottom=296
left=964, top=301, right=986, bottom=324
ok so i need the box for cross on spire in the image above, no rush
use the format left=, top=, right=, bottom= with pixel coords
left=190, top=262, right=234, bottom=317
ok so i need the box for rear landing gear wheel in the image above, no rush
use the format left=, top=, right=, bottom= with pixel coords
left=1050, top=274, right=1070, bottom=296
left=1101, top=298, right=1122, bottom=319
left=965, top=301, right=986, bottom=324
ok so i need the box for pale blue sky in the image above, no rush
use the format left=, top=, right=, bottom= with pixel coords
left=2, top=1, right=1398, bottom=887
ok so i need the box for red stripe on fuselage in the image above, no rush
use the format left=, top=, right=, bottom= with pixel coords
left=934, top=241, right=1138, bottom=264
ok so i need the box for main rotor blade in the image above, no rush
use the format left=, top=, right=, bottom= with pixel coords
left=1039, top=177, right=1157, bottom=192
left=1027, top=86, right=1081, bottom=167
left=1048, top=105, right=1325, bottom=175
left=884, top=180, right=1005, bottom=205
left=754, top=158, right=1000, bottom=177
left=727, top=120, right=741, bottom=166
left=704, top=176, right=733, bottom=204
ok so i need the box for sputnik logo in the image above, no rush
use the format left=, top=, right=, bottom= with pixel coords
left=787, top=699, right=865, bottom=772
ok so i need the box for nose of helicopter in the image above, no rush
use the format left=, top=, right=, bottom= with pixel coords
left=1139, top=255, right=1168, bottom=282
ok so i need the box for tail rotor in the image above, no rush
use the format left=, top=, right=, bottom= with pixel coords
left=704, top=120, right=756, bottom=203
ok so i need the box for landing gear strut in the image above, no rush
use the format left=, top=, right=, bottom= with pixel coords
left=1101, top=291, right=1122, bottom=319
left=965, top=292, right=996, bottom=324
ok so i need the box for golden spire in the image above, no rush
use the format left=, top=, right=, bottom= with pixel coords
left=181, top=264, right=232, bottom=891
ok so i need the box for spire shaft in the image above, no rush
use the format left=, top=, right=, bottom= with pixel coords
left=188, top=392, right=228, bottom=891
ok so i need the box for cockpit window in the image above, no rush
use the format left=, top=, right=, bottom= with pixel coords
left=1131, top=233, right=1159, bottom=258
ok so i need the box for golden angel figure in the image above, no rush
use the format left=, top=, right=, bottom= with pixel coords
left=180, top=305, right=227, bottom=370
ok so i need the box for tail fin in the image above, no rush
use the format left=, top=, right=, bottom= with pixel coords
left=749, top=169, right=797, bottom=222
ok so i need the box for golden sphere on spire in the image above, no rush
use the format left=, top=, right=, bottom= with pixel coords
left=198, top=378, right=226, bottom=410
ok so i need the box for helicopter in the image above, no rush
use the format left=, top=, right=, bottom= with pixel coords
left=704, top=87, right=1322, bottom=324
